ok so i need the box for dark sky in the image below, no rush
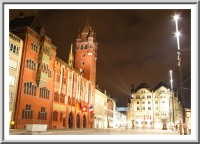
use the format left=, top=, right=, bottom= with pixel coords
left=9, top=9, right=191, bottom=108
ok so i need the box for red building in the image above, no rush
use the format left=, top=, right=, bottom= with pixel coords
left=9, top=12, right=97, bottom=129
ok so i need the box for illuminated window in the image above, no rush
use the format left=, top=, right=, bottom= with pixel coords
left=9, top=75, right=15, bottom=86
left=9, top=58, right=17, bottom=69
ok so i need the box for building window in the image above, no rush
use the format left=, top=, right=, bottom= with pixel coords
left=39, top=87, right=50, bottom=99
left=48, top=69, right=51, bottom=78
left=147, top=95, right=151, bottom=98
left=22, top=104, right=33, bottom=119
left=148, top=106, right=151, bottom=110
left=54, top=92, right=59, bottom=102
left=136, top=95, right=140, bottom=99
left=137, top=106, right=140, bottom=110
left=81, top=54, right=85, bottom=57
left=148, top=101, right=151, bottom=104
left=9, top=75, right=15, bottom=86
left=60, top=94, right=65, bottom=104
left=9, top=92, right=13, bottom=102
left=142, top=101, right=145, bottom=104
left=142, top=95, right=145, bottom=98
left=142, top=106, right=145, bottom=110
left=137, top=102, right=139, bottom=104
left=60, top=113, right=63, bottom=122
left=9, top=43, right=19, bottom=54
left=53, top=111, right=58, bottom=121
left=155, top=100, right=158, bottom=104
left=38, top=107, right=47, bottom=120
left=24, top=82, right=36, bottom=96
left=81, top=61, right=84, bottom=65
left=26, top=59, right=37, bottom=71
left=9, top=58, right=17, bottom=69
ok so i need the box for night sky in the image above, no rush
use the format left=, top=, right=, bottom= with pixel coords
left=9, top=9, right=191, bottom=108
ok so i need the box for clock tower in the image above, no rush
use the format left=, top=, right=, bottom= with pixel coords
left=75, top=19, right=98, bottom=86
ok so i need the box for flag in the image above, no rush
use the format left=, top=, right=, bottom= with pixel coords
left=82, top=106, right=87, bottom=112
left=76, top=103, right=81, bottom=111
left=89, top=105, right=93, bottom=113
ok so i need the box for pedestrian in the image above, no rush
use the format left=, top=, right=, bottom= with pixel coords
left=176, top=124, right=178, bottom=131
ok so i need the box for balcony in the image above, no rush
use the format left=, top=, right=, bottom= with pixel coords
left=36, top=70, right=48, bottom=87
left=38, top=52, right=50, bottom=64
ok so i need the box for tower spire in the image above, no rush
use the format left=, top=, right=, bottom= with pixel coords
left=78, top=28, right=81, bottom=39
left=68, top=43, right=74, bottom=68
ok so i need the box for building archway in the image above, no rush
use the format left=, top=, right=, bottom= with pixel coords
left=68, top=112, right=73, bottom=128
left=76, top=114, right=80, bottom=128
left=83, top=114, right=86, bottom=128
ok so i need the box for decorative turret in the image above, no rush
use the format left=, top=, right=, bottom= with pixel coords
left=68, top=43, right=74, bottom=68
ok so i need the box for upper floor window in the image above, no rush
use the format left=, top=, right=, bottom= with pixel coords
left=137, top=101, right=139, bottom=104
left=148, top=101, right=151, bottom=104
left=81, top=61, right=85, bottom=65
left=9, top=75, right=15, bottom=86
left=142, top=101, right=145, bottom=104
left=26, top=59, right=37, bottom=71
left=155, top=100, right=158, bottom=104
left=31, top=43, right=39, bottom=53
left=9, top=42, right=19, bottom=54
left=142, top=95, right=145, bottom=99
left=9, top=58, right=17, bottom=69
left=136, top=95, right=140, bottom=99
left=147, top=95, right=151, bottom=98
left=81, top=54, right=85, bottom=57
left=39, top=87, right=50, bottom=99
left=24, top=82, right=36, bottom=96
left=137, top=106, right=140, bottom=110
left=9, top=92, right=13, bottom=102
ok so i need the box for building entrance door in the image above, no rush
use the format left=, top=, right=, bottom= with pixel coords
left=68, top=112, right=72, bottom=128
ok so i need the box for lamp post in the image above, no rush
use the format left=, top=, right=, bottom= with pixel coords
left=174, top=14, right=186, bottom=135
left=170, top=70, right=174, bottom=131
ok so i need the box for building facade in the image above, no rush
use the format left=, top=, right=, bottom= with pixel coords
left=130, top=82, right=182, bottom=130
left=9, top=12, right=96, bottom=129
left=9, top=32, right=24, bottom=128
left=94, top=87, right=108, bottom=128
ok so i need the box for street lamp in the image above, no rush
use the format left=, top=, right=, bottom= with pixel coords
left=173, top=14, right=186, bottom=135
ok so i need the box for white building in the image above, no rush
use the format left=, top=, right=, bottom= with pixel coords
left=94, top=88, right=108, bottom=128
left=130, top=81, right=182, bottom=130
left=94, top=85, right=116, bottom=128
left=9, top=32, right=23, bottom=128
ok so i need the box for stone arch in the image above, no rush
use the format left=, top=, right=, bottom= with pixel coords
left=83, top=114, right=86, bottom=128
left=76, top=113, right=80, bottom=128
left=68, top=112, right=73, bottom=128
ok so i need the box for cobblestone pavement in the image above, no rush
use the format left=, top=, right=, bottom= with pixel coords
left=9, top=127, right=185, bottom=135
